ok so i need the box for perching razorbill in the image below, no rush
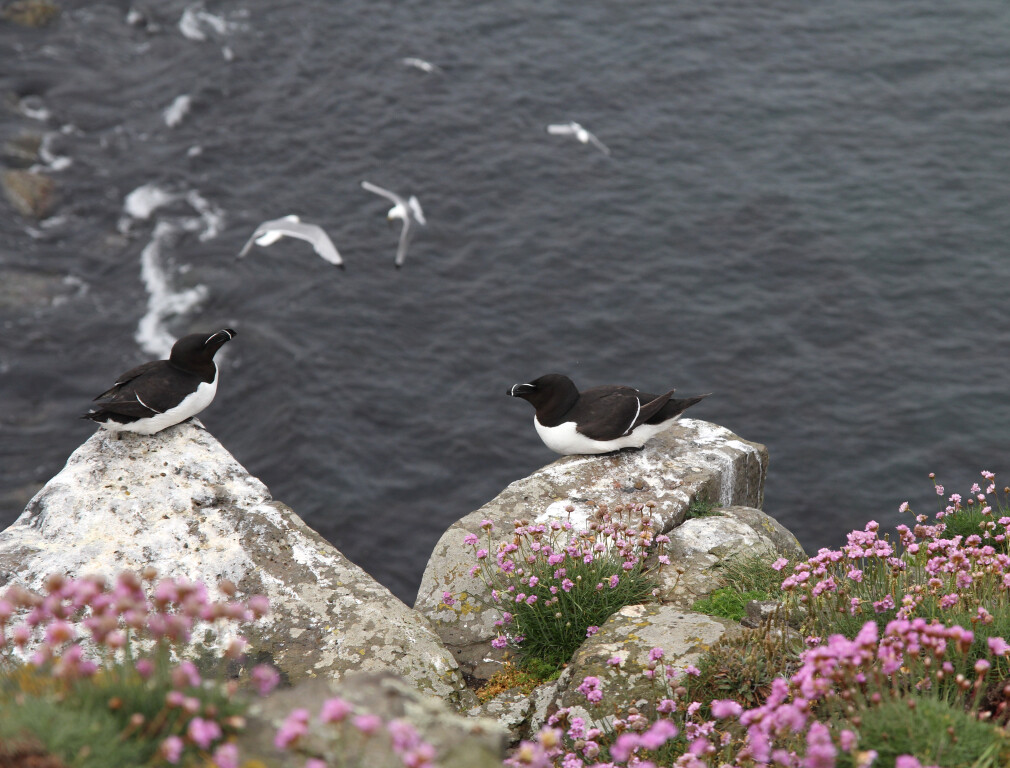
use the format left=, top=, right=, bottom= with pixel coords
left=82, top=329, right=236, bottom=435
left=508, top=373, right=709, bottom=455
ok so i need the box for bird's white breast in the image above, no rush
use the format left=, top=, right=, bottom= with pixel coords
left=533, top=415, right=679, bottom=455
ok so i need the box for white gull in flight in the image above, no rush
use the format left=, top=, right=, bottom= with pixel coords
left=547, top=121, right=611, bottom=156
left=361, top=181, right=426, bottom=268
left=401, top=57, right=442, bottom=74
left=238, top=215, right=344, bottom=268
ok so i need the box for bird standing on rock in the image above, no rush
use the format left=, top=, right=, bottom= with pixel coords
left=509, top=373, right=709, bottom=455
left=83, top=329, right=236, bottom=435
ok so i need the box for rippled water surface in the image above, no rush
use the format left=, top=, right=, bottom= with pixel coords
left=2, top=0, right=1009, bottom=602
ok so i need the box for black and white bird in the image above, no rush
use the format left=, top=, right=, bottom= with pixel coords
left=361, top=180, right=426, bottom=268
left=546, top=122, right=611, bottom=156
left=82, top=329, right=236, bottom=435
left=238, top=215, right=344, bottom=268
left=509, top=373, right=709, bottom=455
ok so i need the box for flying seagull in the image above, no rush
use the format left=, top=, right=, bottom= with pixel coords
left=361, top=181, right=426, bottom=268
left=238, top=215, right=344, bottom=268
left=83, top=329, right=236, bottom=435
left=401, top=57, right=442, bottom=74
left=509, top=373, right=709, bottom=455
left=546, top=121, right=611, bottom=156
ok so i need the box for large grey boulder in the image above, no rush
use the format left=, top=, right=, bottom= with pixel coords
left=0, top=420, right=471, bottom=708
left=533, top=604, right=741, bottom=731
left=415, top=419, right=767, bottom=679
left=240, top=672, right=507, bottom=768
left=658, top=506, right=805, bottom=610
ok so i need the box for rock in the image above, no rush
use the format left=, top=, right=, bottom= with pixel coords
left=0, top=421, right=471, bottom=708
left=2, top=133, right=42, bottom=168
left=555, top=603, right=741, bottom=716
left=1, top=0, right=60, bottom=26
left=467, top=689, right=532, bottom=743
left=240, top=672, right=507, bottom=768
left=656, top=506, right=804, bottom=610
left=719, top=505, right=806, bottom=561
left=2, top=169, right=56, bottom=218
left=415, top=419, right=767, bottom=678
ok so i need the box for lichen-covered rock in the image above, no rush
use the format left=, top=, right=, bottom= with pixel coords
left=657, top=506, right=805, bottom=610
left=240, top=673, right=507, bottom=768
left=467, top=689, right=532, bottom=743
left=2, top=169, right=56, bottom=218
left=0, top=420, right=471, bottom=707
left=415, top=419, right=767, bottom=678
left=555, top=604, right=741, bottom=716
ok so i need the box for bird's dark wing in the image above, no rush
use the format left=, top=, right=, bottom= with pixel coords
left=91, top=360, right=163, bottom=401
left=90, top=363, right=198, bottom=417
left=630, top=390, right=675, bottom=430
left=569, top=386, right=642, bottom=441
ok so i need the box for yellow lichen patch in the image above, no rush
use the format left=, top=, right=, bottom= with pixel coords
left=475, top=661, right=545, bottom=702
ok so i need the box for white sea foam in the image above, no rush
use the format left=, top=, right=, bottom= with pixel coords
left=178, top=4, right=245, bottom=42
left=136, top=222, right=210, bottom=357
left=163, top=95, right=192, bottom=128
left=123, top=184, right=225, bottom=356
left=18, top=96, right=51, bottom=122
left=124, top=183, right=178, bottom=220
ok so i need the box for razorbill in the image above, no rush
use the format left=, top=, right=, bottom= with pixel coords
left=238, top=215, right=344, bottom=268
left=83, top=329, right=236, bottom=435
left=361, top=180, right=426, bottom=268
left=546, top=122, right=610, bottom=156
left=509, top=373, right=709, bottom=454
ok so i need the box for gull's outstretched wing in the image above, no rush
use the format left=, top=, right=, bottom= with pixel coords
left=586, top=132, right=611, bottom=156
left=547, top=123, right=577, bottom=136
left=361, top=180, right=405, bottom=208
left=408, top=196, right=426, bottom=226
left=402, top=57, right=442, bottom=73
left=394, top=216, right=412, bottom=268
left=238, top=217, right=343, bottom=268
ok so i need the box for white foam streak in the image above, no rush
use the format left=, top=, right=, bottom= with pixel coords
left=123, top=184, right=224, bottom=356
left=136, top=222, right=209, bottom=357
left=178, top=5, right=245, bottom=42
left=163, top=95, right=192, bottom=128
left=124, top=184, right=178, bottom=220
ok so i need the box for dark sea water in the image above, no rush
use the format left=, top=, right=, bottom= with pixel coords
left=2, top=1, right=1009, bottom=604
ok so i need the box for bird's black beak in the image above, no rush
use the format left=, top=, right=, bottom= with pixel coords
left=509, top=383, right=536, bottom=397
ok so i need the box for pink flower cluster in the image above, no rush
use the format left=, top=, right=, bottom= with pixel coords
left=0, top=570, right=273, bottom=767
left=461, top=503, right=667, bottom=653
left=275, top=696, right=436, bottom=768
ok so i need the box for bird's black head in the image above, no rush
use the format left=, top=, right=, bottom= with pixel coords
left=508, top=373, right=578, bottom=412
left=169, top=329, right=236, bottom=370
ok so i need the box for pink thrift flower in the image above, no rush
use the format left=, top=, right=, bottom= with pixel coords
left=648, top=646, right=664, bottom=662
left=607, top=655, right=623, bottom=666
left=711, top=699, right=742, bottom=719
left=173, top=660, right=202, bottom=689
left=987, top=636, right=1010, bottom=656
left=353, top=713, right=383, bottom=735
left=441, top=591, right=456, bottom=606
left=212, top=743, right=239, bottom=768
left=275, top=708, right=310, bottom=749
left=320, top=697, right=353, bottom=723
left=684, top=664, right=701, bottom=676
left=161, top=736, right=184, bottom=764
left=251, top=664, right=281, bottom=696
left=772, top=557, right=789, bottom=571
left=187, top=717, right=222, bottom=750
left=491, top=635, right=507, bottom=649
left=463, top=533, right=479, bottom=545
left=585, top=625, right=599, bottom=638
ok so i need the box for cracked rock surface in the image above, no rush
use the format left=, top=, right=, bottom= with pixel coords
left=0, top=420, right=471, bottom=707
